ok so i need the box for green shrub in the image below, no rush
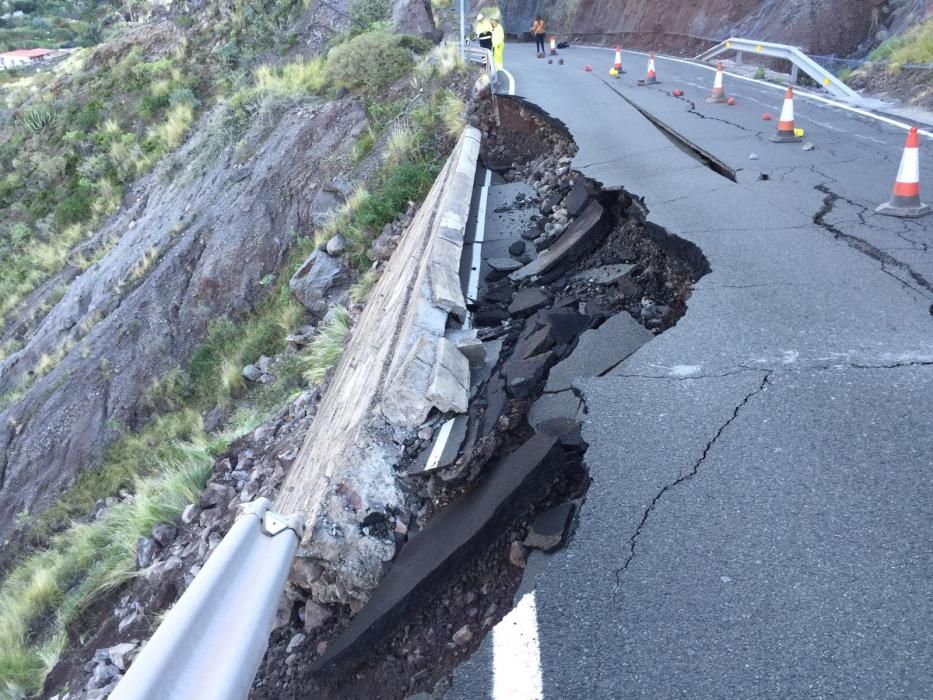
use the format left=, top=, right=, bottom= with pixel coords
left=326, top=32, right=414, bottom=95
left=349, top=0, right=390, bottom=28
left=399, top=34, right=434, bottom=55
left=53, top=185, right=93, bottom=229
left=214, top=40, right=241, bottom=67
left=20, top=105, right=54, bottom=134
left=753, top=65, right=766, bottom=80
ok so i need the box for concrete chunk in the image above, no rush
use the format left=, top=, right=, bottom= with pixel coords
left=429, top=260, right=467, bottom=319
left=426, top=338, right=470, bottom=414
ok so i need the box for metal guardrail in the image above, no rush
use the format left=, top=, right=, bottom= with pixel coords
left=109, top=499, right=304, bottom=700
left=465, top=43, right=498, bottom=86
left=696, top=37, right=862, bottom=101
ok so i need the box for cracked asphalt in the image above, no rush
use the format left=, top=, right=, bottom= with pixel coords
left=446, top=45, right=933, bottom=698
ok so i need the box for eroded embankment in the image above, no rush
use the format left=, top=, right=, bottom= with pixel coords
left=249, top=96, right=709, bottom=699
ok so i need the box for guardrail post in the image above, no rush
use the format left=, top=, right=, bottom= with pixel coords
left=790, top=64, right=799, bottom=85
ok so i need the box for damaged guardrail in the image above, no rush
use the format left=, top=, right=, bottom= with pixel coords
left=109, top=499, right=303, bottom=700
left=695, top=37, right=862, bottom=102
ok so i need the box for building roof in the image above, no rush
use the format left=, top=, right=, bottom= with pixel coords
left=0, top=48, right=55, bottom=59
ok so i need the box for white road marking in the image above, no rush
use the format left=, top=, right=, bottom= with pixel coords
left=493, top=591, right=544, bottom=700
left=465, top=168, right=492, bottom=313
left=574, top=44, right=933, bottom=138
left=501, top=67, right=516, bottom=96
left=421, top=417, right=455, bottom=472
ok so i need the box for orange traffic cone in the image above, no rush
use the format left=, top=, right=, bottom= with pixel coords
left=876, top=127, right=930, bottom=218
left=645, top=52, right=659, bottom=85
left=549, top=36, right=558, bottom=55
left=706, top=62, right=727, bottom=103
left=609, top=46, right=625, bottom=76
left=770, top=86, right=802, bottom=143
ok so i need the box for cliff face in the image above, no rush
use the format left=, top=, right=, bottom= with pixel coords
left=487, top=0, right=905, bottom=56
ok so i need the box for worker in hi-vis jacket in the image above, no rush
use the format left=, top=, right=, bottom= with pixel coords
left=491, top=17, right=505, bottom=70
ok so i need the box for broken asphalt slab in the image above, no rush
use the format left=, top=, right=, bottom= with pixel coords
left=545, top=311, right=653, bottom=392
left=312, top=433, right=567, bottom=672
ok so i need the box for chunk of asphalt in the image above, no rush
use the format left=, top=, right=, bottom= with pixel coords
left=524, top=501, right=576, bottom=552
left=473, top=307, right=509, bottom=327
left=510, top=200, right=611, bottom=282
left=503, top=351, right=558, bottom=399
left=481, top=372, right=508, bottom=437
left=513, top=309, right=592, bottom=361
left=509, top=240, right=526, bottom=257
left=508, top=287, right=550, bottom=318
left=487, top=258, right=523, bottom=272
left=528, top=390, right=582, bottom=429
left=545, top=312, right=652, bottom=392
left=312, top=433, right=565, bottom=672
left=572, top=263, right=635, bottom=286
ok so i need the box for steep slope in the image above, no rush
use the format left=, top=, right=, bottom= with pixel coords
left=0, top=96, right=364, bottom=551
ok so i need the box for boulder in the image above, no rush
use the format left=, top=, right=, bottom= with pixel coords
left=391, top=0, right=439, bottom=40
left=151, top=523, right=176, bottom=547
left=311, top=188, right=343, bottom=228
left=289, top=249, right=348, bottom=317
left=242, top=364, right=261, bottom=382
left=326, top=234, right=347, bottom=256
left=136, top=537, right=154, bottom=568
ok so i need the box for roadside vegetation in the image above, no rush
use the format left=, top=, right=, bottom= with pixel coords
left=870, top=18, right=933, bottom=66
left=0, top=0, right=471, bottom=692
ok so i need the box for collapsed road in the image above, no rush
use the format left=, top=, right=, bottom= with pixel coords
left=445, top=45, right=933, bottom=699
left=250, top=96, right=709, bottom=698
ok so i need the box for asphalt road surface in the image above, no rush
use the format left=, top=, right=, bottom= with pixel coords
left=446, top=45, right=933, bottom=699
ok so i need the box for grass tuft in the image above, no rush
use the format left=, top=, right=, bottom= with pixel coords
left=302, top=305, right=351, bottom=385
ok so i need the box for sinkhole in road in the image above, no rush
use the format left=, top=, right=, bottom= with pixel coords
left=254, top=97, right=709, bottom=700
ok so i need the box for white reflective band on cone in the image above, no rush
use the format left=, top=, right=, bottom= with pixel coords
left=897, top=148, right=920, bottom=185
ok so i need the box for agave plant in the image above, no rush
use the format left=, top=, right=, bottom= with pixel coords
left=20, top=105, right=55, bottom=134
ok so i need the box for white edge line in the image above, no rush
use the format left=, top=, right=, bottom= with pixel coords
left=423, top=418, right=455, bottom=472
left=465, top=168, right=492, bottom=311
left=493, top=590, right=544, bottom=700
left=573, top=43, right=933, bottom=138
left=501, top=68, right=516, bottom=96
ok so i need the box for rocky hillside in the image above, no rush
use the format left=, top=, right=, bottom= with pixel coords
left=0, top=0, right=479, bottom=692
left=485, top=0, right=929, bottom=57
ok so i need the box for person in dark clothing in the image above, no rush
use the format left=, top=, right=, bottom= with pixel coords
left=531, top=16, right=546, bottom=55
